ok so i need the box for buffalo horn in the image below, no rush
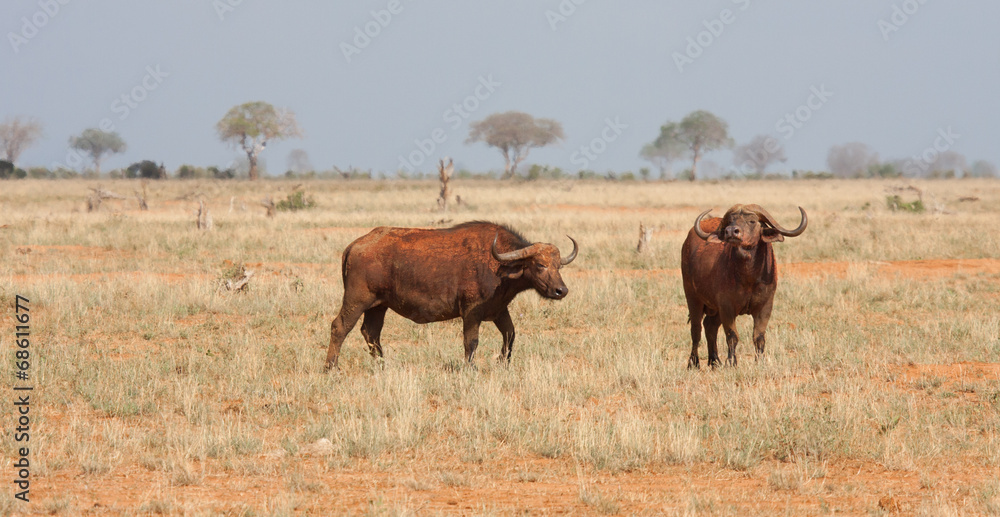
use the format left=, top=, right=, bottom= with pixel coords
left=491, top=234, right=536, bottom=262
left=693, top=209, right=714, bottom=240
left=560, top=236, right=579, bottom=266
left=749, top=205, right=808, bottom=237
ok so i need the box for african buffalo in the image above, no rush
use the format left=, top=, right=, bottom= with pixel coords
left=325, top=221, right=578, bottom=369
left=681, top=204, right=807, bottom=368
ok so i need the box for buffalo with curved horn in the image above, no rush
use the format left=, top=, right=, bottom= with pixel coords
left=681, top=204, right=807, bottom=368
left=326, top=221, right=578, bottom=369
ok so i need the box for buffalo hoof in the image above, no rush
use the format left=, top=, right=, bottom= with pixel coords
left=708, top=357, right=722, bottom=369
left=687, top=356, right=700, bottom=369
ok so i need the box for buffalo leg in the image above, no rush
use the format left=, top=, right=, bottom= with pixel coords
left=687, top=303, right=705, bottom=368
left=752, top=303, right=773, bottom=359
left=360, top=306, right=388, bottom=360
left=494, top=308, right=516, bottom=364
left=462, top=317, right=481, bottom=365
left=721, top=314, right=740, bottom=367
left=325, top=298, right=373, bottom=370
left=703, top=312, right=722, bottom=368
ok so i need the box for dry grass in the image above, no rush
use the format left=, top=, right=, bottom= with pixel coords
left=1, top=177, right=999, bottom=514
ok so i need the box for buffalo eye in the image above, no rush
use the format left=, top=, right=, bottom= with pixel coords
left=536, top=263, right=547, bottom=271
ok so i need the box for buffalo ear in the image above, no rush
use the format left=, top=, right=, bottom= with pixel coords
left=762, top=229, right=784, bottom=243
left=500, top=266, right=524, bottom=280
left=707, top=233, right=724, bottom=244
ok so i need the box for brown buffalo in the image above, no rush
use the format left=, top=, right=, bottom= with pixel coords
left=681, top=204, right=807, bottom=368
left=325, top=221, right=578, bottom=369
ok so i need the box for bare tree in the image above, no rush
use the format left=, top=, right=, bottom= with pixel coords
left=437, top=158, right=454, bottom=211
left=827, top=142, right=878, bottom=178
left=733, top=134, right=787, bottom=176
left=0, top=116, right=43, bottom=164
left=217, top=101, right=302, bottom=180
left=86, top=186, right=127, bottom=212
left=467, top=111, right=564, bottom=179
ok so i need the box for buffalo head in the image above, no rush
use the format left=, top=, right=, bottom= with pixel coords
left=694, top=204, right=807, bottom=248
left=492, top=235, right=578, bottom=299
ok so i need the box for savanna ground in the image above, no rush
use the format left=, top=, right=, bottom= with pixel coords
left=1, top=178, right=999, bottom=516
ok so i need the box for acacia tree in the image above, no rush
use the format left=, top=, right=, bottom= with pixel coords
left=217, top=101, right=302, bottom=180
left=467, top=111, right=563, bottom=179
left=652, top=111, right=732, bottom=181
left=640, top=122, right=686, bottom=180
left=733, top=134, right=787, bottom=176
left=0, top=116, right=43, bottom=164
left=69, top=128, right=126, bottom=176
left=827, top=142, right=878, bottom=178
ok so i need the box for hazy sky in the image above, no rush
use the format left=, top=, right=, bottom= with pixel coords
left=3, top=1, right=998, bottom=177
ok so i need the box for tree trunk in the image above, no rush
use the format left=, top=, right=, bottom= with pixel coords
left=247, top=151, right=258, bottom=181
left=501, top=150, right=513, bottom=180
left=509, top=148, right=528, bottom=179
left=511, top=157, right=524, bottom=179
left=690, top=148, right=700, bottom=182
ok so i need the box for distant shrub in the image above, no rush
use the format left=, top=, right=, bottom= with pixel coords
left=177, top=164, right=206, bottom=179
left=525, top=164, right=565, bottom=180
left=27, top=167, right=50, bottom=179
left=793, top=170, right=834, bottom=180
left=0, top=160, right=26, bottom=179
left=886, top=195, right=924, bottom=213
left=869, top=163, right=901, bottom=178
left=284, top=169, right=317, bottom=179
left=276, top=190, right=316, bottom=212
left=126, top=160, right=166, bottom=179
left=928, top=169, right=957, bottom=179
left=208, top=166, right=236, bottom=180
